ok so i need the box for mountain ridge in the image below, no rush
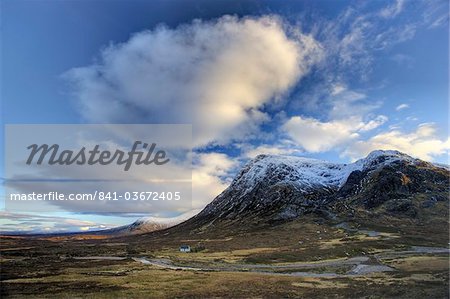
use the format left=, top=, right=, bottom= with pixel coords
left=182, top=149, right=449, bottom=230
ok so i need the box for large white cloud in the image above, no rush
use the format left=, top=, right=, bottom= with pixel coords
left=283, top=116, right=383, bottom=152
left=283, top=85, right=388, bottom=153
left=66, top=15, right=323, bottom=147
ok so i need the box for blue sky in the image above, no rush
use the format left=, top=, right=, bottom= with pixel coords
left=1, top=0, right=449, bottom=232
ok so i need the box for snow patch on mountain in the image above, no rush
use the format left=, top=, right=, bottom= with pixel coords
left=230, top=150, right=418, bottom=195
left=134, top=209, right=200, bottom=227
left=353, top=150, right=417, bottom=170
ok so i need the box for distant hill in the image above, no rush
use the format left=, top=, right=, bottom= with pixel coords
left=96, top=210, right=199, bottom=236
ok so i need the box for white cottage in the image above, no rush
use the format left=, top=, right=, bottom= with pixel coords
left=179, top=245, right=191, bottom=252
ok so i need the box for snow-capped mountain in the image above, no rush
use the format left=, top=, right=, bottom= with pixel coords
left=98, top=210, right=200, bottom=235
left=223, top=150, right=419, bottom=195
left=187, top=150, right=448, bottom=226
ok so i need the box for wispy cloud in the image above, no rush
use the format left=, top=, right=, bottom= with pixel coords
left=396, top=103, right=410, bottom=111
left=0, top=211, right=115, bottom=233
left=379, top=0, right=406, bottom=19
left=309, top=0, right=433, bottom=84
left=421, top=0, right=449, bottom=29
left=391, top=53, right=414, bottom=68
left=242, top=142, right=304, bottom=158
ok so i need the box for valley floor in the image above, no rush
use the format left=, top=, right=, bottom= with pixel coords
left=1, top=217, right=449, bottom=298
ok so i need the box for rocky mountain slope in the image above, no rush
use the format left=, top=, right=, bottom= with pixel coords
left=186, top=150, right=449, bottom=229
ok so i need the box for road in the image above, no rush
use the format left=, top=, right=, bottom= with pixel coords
left=74, top=245, right=449, bottom=278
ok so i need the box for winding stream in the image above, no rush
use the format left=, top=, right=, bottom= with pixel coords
left=130, top=255, right=394, bottom=277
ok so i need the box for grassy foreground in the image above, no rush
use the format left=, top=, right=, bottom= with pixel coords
left=1, top=216, right=449, bottom=298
